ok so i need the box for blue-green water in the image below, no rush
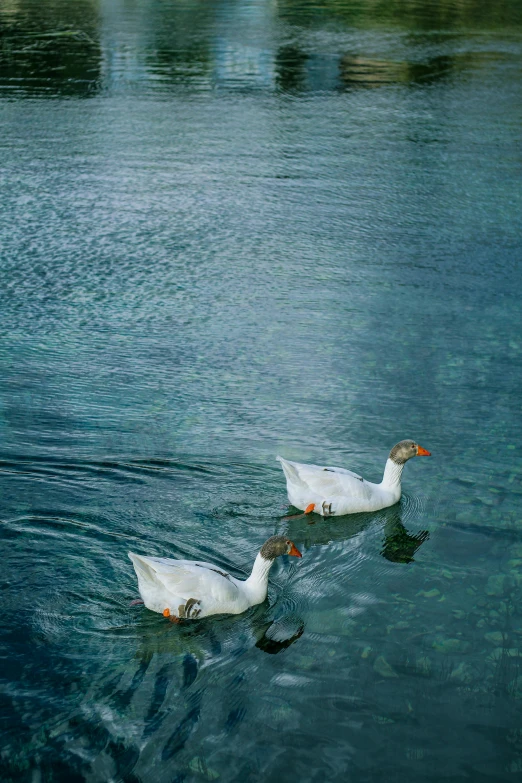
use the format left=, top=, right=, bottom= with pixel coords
left=1, top=1, right=522, bottom=780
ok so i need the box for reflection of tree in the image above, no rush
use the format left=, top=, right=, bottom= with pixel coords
left=0, top=0, right=215, bottom=97
left=0, top=0, right=101, bottom=97
left=275, top=43, right=484, bottom=94
left=2, top=0, right=518, bottom=98
left=275, top=45, right=308, bottom=92
left=339, top=53, right=469, bottom=89
left=145, top=45, right=211, bottom=85
left=277, top=0, right=521, bottom=31
left=143, top=1, right=214, bottom=86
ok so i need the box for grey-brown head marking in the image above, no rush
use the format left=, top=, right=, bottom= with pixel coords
left=389, top=440, right=431, bottom=463
left=389, top=440, right=418, bottom=464
left=260, top=535, right=302, bottom=560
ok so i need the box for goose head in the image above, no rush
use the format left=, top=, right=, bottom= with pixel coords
left=389, top=440, right=431, bottom=464
left=260, top=535, right=302, bottom=560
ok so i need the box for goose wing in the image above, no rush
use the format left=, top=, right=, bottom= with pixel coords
left=129, top=553, right=240, bottom=605
left=278, top=457, right=372, bottom=501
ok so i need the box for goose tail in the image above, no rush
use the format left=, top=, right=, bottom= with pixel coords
left=128, top=552, right=157, bottom=582
left=276, top=456, right=306, bottom=487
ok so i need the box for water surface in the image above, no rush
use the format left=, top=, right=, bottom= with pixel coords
left=1, top=1, right=522, bottom=781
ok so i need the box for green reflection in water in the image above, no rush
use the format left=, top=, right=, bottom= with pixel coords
left=1, top=0, right=521, bottom=96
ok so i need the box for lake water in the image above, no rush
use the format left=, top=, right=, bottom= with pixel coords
left=1, top=1, right=522, bottom=780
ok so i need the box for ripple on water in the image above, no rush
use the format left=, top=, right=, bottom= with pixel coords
left=0, top=454, right=224, bottom=488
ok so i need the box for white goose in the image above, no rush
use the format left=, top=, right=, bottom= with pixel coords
left=129, top=535, right=302, bottom=621
left=277, top=439, right=431, bottom=517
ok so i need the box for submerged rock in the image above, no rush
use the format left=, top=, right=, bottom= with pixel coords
left=306, top=609, right=357, bottom=637
left=485, top=574, right=507, bottom=596
left=432, top=637, right=469, bottom=654
left=450, top=662, right=473, bottom=683
left=189, top=757, right=219, bottom=780
left=498, top=600, right=514, bottom=616
left=510, top=676, right=522, bottom=700
left=261, top=696, right=300, bottom=730
left=372, top=714, right=395, bottom=724
left=406, top=748, right=425, bottom=760
left=293, top=655, right=318, bottom=671
left=484, top=631, right=504, bottom=645
left=416, top=588, right=440, bottom=599
left=415, top=656, right=432, bottom=675
left=486, top=647, right=521, bottom=663
left=373, top=656, right=398, bottom=678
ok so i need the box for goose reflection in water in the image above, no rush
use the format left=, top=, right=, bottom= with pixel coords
left=76, top=604, right=305, bottom=779
left=130, top=594, right=305, bottom=662
left=79, top=605, right=304, bottom=754
left=254, top=615, right=305, bottom=654
left=283, top=503, right=429, bottom=564
left=381, top=511, right=429, bottom=563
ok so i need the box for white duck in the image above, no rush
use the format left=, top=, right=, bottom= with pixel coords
left=277, top=439, right=431, bottom=517
left=128, top=535, right=302, bottom=621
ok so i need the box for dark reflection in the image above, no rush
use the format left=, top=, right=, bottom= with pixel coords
left=0, top=0, right=100, bottom=97
left=275, top=45, right=308, bottom=92
left=275, top=40, right=491, bottom=95
left=274, top=0, right=522, bottom=93
left=285, top=506, right=375, bottom=548
left=255, top=616, right=305, bottom=654
left=339, top=51, right=480, bottom=90
left=131, top=599, right=304, bottom=660
left=132, top=612, right=220, bottom=660
left=406, top=53, right=480, bottom=86
left=23, top=607, right=304, bottom=779
left=143, top=0, right=214, bottom=86
left=405, top=55, right=456, bottom=87
left=284, top=504, right=429, bottom=563
left=1, top=0, right=519, bottom=99
left=275, top=47, right=469, bottom=94
left=277, top=0, right=522, bottom=31
left=182, top=652, right=199, bottom=688
left=145, top=44, right=211, bottom=86
left=381, top=511, right=429, bottom=563
left=161, top=698, right=201, bottom=761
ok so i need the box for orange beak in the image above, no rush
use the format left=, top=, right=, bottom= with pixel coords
left=416, top=445, right=431, bottom=456
left=288, top=543, right=302, bottom=558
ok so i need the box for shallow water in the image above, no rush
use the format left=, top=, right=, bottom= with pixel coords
left=1, top=0, right=522, bottom=780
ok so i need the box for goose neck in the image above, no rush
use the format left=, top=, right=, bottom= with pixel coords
left=244, top=553, right=273, bottom=602
left=381, top=458, right=405, bottom=489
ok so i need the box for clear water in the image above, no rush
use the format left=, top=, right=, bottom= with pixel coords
left=1, top=1, right=522, bottom=780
